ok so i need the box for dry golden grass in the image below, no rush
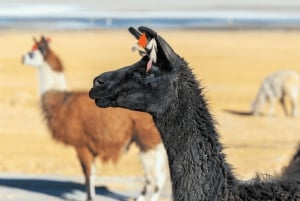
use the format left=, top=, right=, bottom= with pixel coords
left=1, top=29, right=300, bottom=180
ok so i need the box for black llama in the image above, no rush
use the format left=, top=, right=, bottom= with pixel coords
left=90, top=26, right=300, bottom=201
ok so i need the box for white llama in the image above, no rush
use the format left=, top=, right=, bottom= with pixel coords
left=251, top=70, right=300, bottom=117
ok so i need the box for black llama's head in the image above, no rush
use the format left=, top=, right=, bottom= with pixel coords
left=89, top=26, right=182, bottom=115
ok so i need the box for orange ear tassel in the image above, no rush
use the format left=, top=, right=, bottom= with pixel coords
left=138, top=33, right=148, bottom=48
left=31, top=44, right=38, bottom=51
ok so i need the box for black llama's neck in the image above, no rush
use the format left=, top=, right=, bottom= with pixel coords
left=153, top=63, right=235, bottom=201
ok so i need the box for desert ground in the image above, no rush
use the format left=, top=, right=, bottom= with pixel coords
left=1, top=28, right=300, bottom=188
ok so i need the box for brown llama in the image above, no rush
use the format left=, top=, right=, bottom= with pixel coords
left=22, top=36, right=168, bottom=201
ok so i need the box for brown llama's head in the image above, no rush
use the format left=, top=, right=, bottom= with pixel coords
left=89, top=26, right=186, bottom=115
left=22, top=36, right=63, bottom=72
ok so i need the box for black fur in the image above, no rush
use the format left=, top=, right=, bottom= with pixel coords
left=89, top=27, right=300, bottom=201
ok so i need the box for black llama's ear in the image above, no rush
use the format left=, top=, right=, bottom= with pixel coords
left=128, top=27, right=142, bottom=39
left=138, top=26, right=157, bottom=39
left=128, top=26, right=155, bottom=41
left=155, top=35, right=178, bottom=68
left=128, top=26, right=178, bottom=70
left=138, top=26, right=178, bottom=69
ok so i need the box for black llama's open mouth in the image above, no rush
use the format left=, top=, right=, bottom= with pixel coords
left=95, top=98, right=112, bottom=108
left=89, top=88, right=114, bottom=108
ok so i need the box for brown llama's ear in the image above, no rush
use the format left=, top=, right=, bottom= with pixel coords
left=31, top=37, right=39, bottom=51
left=35, top=35, right=50, bottom=56
left=33, top=37, right=38, bottom=43
left=41, top=36, right=51, bottom=45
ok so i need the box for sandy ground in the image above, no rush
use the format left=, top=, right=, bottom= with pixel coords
left=1, top=29, right=300, bottom=198
left=0, top=173, right=171, bottom=201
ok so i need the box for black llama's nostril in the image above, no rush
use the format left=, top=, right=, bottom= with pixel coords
left=94, top=78, right=104, bottom=87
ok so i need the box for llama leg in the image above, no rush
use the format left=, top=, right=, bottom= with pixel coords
left=76, top=147, right=96, bottom=201
left=137, top=144, right=167, bottom=201
left=136, top=179, right=149, bottom=201
left=150, top=144, right=167, bottom=201
left=280, top=97, right=289, bottom=116
left=290, top=91, right=299, bottom=117
left=291, top=98, right=298, bottom=117
left=268, top=98, right=276, bottom=117
left=137, top=151, right=155, bottom=201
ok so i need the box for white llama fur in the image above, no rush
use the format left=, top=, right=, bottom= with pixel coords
left=138, top=144, right=168, bottom=201
left=251, top=70, right=300, bottom=117
left=23, top=50, right=67, bottom=95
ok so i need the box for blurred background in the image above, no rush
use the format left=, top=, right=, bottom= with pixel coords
left=2, top=0, right=300, bottom=200
left=2, top=0, right=300, bottom=29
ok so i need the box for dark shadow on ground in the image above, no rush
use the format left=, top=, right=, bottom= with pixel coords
left=0, top=177, right=130, bottom=201
left=223, top=109, right=254, bottom=116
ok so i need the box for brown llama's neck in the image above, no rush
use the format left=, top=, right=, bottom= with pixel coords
left=45, top=48, right=64, bottom=72
left=40, top=91, right=79, bottom=144
left=41, top=91, right=72, bottom=117
left=37, top=49, right=67, bottom=95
